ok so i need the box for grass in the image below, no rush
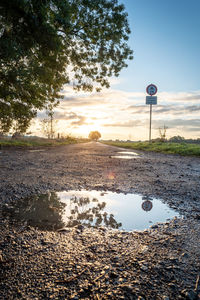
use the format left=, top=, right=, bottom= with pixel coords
left=101, top=141, right=200, bottom=157
left=0, top=136, right=89, bottom=148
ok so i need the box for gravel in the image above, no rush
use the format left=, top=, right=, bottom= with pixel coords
left=0, top=142, right=199, bottom=299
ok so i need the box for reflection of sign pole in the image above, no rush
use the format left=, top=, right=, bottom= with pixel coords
left=146, top=84, right=158, bottom=142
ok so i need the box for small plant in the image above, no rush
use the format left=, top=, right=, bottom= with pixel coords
left=158, top=125, right=168, bottom=142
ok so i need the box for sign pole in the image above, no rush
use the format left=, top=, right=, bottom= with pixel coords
left=149, top=103, right=152, bottom=142
left=146, top=84, right=158, bottom=143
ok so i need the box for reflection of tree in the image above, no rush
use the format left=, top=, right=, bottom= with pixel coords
left=2, top=193, right=122, bottom=230
left=65, top=196, right=122, bottom=229
left=2, top=192, right=66, bottom=230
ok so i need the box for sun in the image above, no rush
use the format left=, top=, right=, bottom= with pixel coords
left=78, top=124, right=103, bottom=138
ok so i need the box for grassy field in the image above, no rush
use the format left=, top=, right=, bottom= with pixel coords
left=102, top=141, right=200, bottom=157
left=0, top=136, right=89, bottom=148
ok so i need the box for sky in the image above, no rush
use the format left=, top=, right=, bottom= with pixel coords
left=32, top=0, right=200, bottom=141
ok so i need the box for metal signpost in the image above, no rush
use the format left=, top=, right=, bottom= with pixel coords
left=146, top=84, right=158, bottom=142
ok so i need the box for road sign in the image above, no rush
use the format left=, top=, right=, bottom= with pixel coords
left=146, top=84, right=157, bottom=96
left=146, top=96, right=157, bottom=105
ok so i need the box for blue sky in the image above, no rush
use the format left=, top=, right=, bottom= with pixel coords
left=34, top=0, right=200, bottom=141
left=117, top=0, right=200, bottom=93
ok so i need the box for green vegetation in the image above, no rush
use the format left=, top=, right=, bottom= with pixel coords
left=102, top=141, right=200, bottom=157
left=0, top=137, right=89, bottom=148
left=0, top=0, right=133, bottom=134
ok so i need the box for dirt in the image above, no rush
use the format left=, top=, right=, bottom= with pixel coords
left=0, top=142, right=199, bottom=299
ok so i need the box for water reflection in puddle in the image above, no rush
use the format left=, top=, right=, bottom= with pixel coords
left=118, top=151, right=139, bottom=156
left=112, top=155, right=141, bottom=159
left=29, top=149, right=45, bottom=152
left=3, top=191, right=180, bottom=231
left=112, top=151, right=141, bottom=159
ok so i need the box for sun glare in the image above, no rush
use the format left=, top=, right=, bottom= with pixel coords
left=78, top=124, right=103, bottom=138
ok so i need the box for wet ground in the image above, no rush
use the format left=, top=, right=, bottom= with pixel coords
left=0, top=142, right=200, bottom=299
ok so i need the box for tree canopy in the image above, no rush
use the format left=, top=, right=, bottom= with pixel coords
left=89, top=131, right=101, bottom=141
left=0, top=0, right=133, bottom=134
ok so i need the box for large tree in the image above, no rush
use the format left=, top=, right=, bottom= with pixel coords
left=89, top=130, right=101, bottom=141
left=0, top=0, right=133, bottom=133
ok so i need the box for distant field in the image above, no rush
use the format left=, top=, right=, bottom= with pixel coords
left=0, top=137, right=89, bottom=148
left=102, top=141, right=200, bottom=157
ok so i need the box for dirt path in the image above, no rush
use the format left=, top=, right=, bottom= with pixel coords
left=0, top=142, right=199, bottom=299
left=0, top=141, right=200, bottom=217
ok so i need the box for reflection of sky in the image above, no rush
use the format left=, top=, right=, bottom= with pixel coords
left=58, top=191, right=180, bottom=231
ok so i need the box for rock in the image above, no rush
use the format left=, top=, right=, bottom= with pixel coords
left=181, top=289, right=197, bottom=300
left=181, top=252, right=189, bottom=258
left=121, top=284, right=133, bottom=292
left=76, top=224, right=84, bottom=231
left=168, top=283, right=177, bottom=291
left=140, top=265, right=148, bottom=272
left=56, top=228, right=71, bottom=233
left=151, top=224, right=159, bottom=229
left=109, top=272, right=118, bottom=279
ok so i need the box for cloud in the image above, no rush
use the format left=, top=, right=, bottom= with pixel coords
left=153, top=118, right=200, bottom=130
left=34, top=87, right=200, bottom=139
left=127, top=104, right=200, bottom=116
left=71, top=116, right=87, bottom=127
left=104, top=120, right=142, bottom=127
left=53, top=111, right=89, bottom=128
left=54, top=112, right=79, bottom=120
left=158, top=91, right=200, bottom=103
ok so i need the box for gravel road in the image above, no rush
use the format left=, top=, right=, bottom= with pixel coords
left=0, top=142, right=199, bottom=299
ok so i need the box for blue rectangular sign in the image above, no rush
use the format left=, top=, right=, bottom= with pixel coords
left=146, top=96, right=157, bottom=105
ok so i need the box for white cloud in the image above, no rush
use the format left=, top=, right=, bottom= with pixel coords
left=33, top=87, right=200, bottom=140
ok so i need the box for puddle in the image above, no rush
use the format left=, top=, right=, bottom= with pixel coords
left=118, top=151, right=139, bottom=156
left=112, top=155, right=141, bottom=159
left=112, top=151, right=141, bottom=159
left=2, top=191, right=180, bottom=231
left=29, top=149, right=45, bottom=152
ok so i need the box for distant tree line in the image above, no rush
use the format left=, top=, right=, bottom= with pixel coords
left=168, top=136, right=200, bottom=144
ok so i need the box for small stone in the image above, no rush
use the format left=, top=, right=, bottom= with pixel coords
left=109, top=272, right=118, bottom=279
left=140, top=264, right=148, bottom=272
left=162, top=296, right=170, bottom=300
left=121, top=285, right=133, bottom=292
left=151, top=224, right=159, bottom=229
left=181, top=290, right=197, bottom=300
left=181, top=253, right=189, bottom=258
left=168, top=283, right=176, bottom=291
left=76, top=224, right=84, bottom=231
left=56, top=228, right=71, bottom=234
